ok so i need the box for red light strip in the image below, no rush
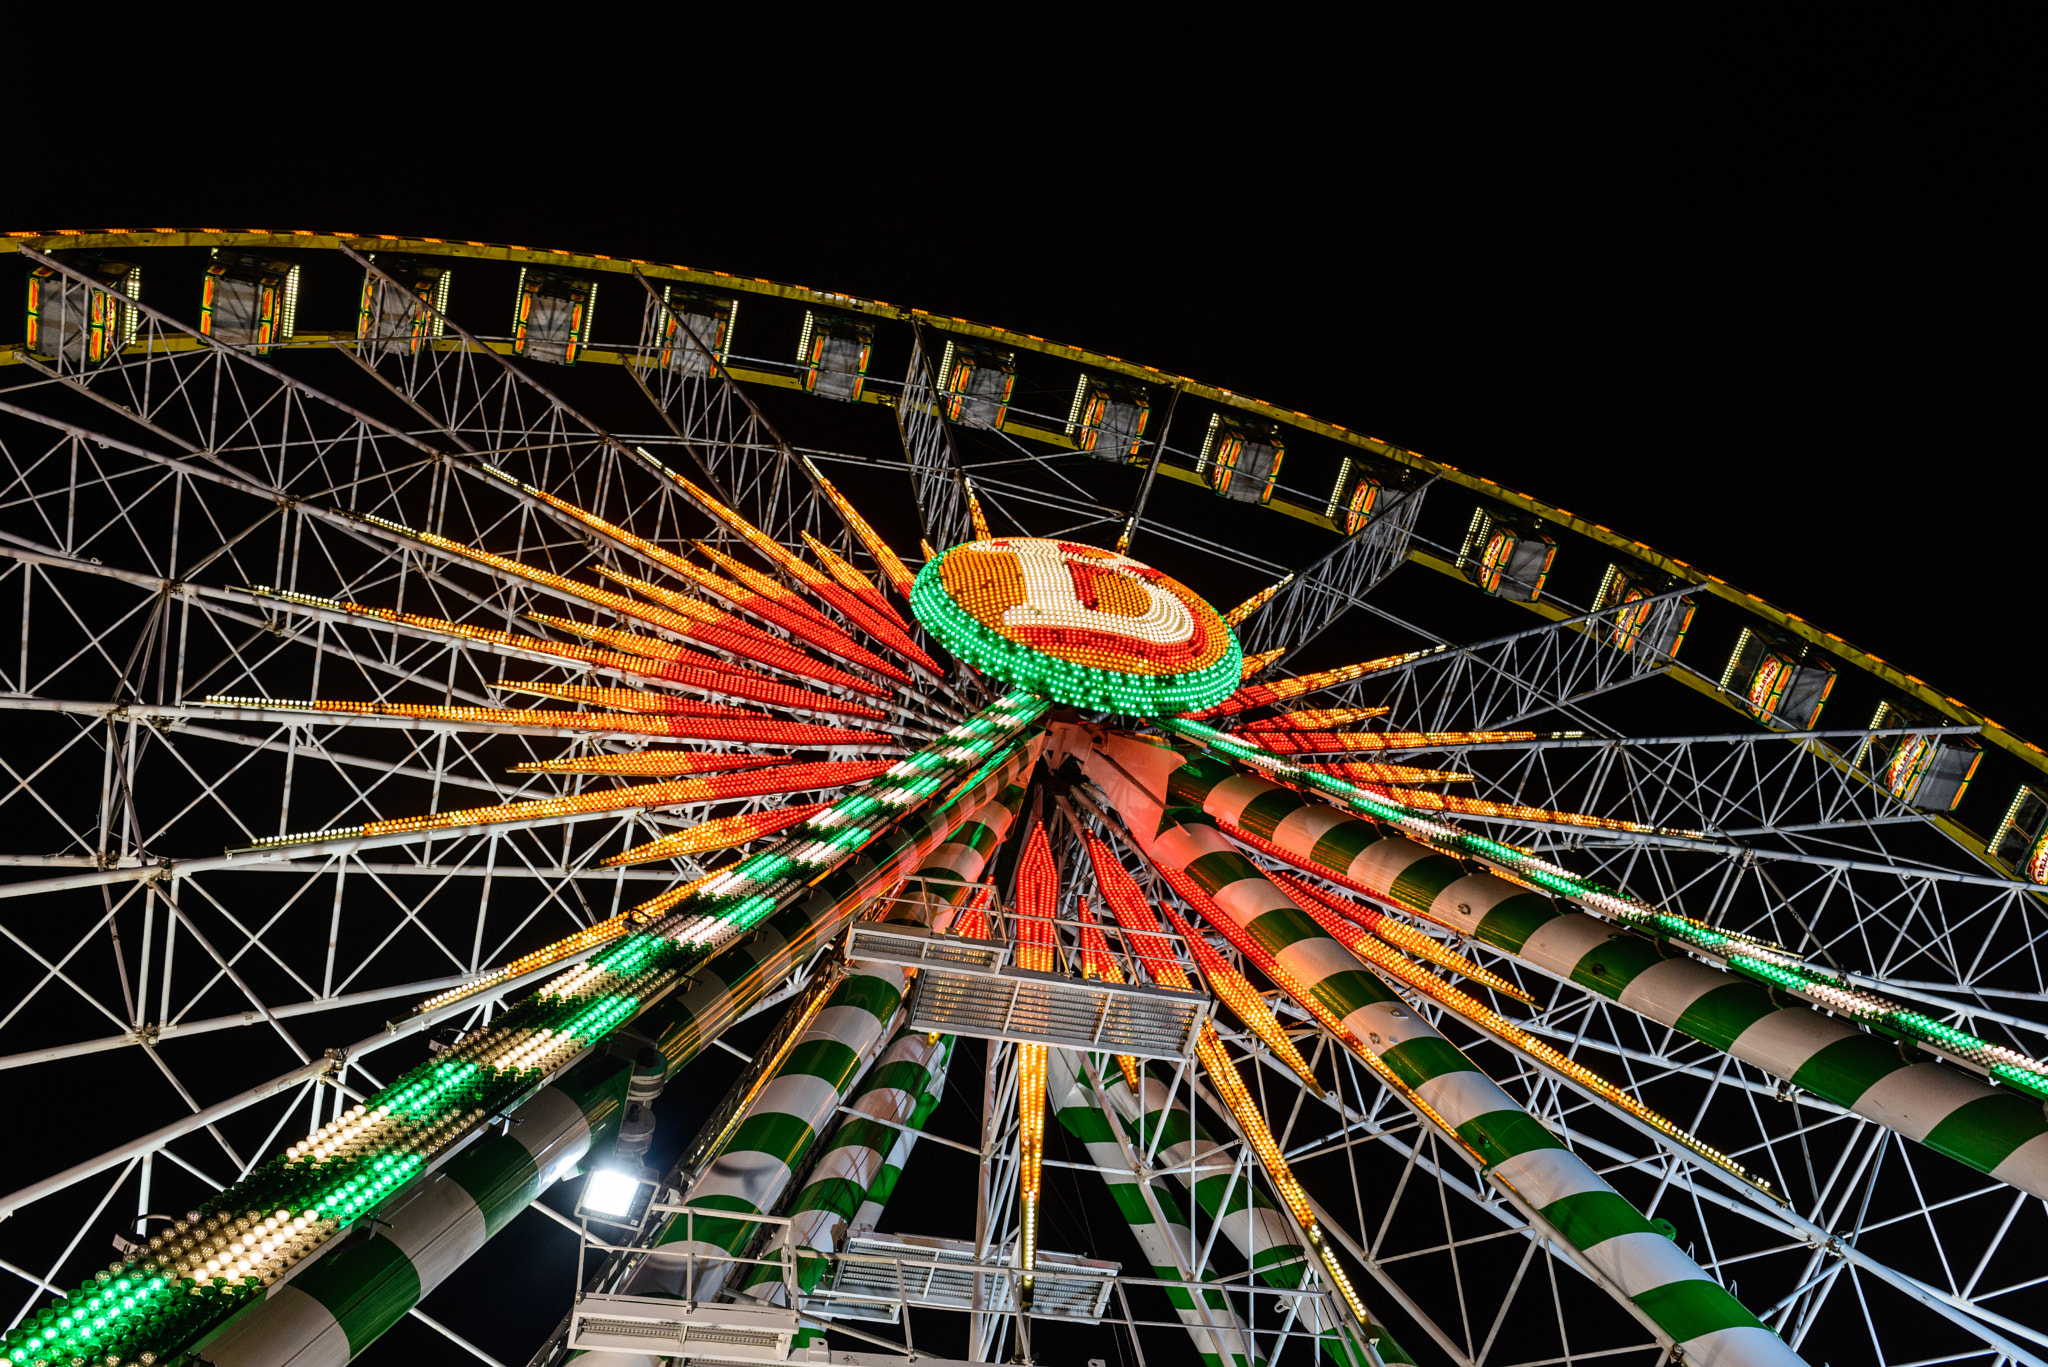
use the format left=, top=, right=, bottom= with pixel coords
left=1082, top=834, right=1191, bottom=989
left=692, top=540, right=912, bottom=682
left=1263, top=867, right=1534, bottom=1003
left=950, top=885, right=993, bottom=940
left=248, top=588, right=882, bottom=718
left=1147, top=863, right=1481, bottom=1164
left=602, top=802, right=833, bottom=867
left=801, top=530, right=907, bottom=625
left=510, top=752, right=794, bottom=777
left=1014, top=822, right=1058, bottom=974
left=1246, top=728, right=1539, bottom=755
left=1154, top=902, right=1323, bottom=1092
left=1189, top=649, right=1437, bottom=718
left=1239, top=707, right=1392, bottom=733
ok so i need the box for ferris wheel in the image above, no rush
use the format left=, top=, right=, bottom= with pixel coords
left=0, top=230, right=2043, bottom=1367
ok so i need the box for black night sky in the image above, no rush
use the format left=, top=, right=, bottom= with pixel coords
left=17, top=9, right=2041, bottom=1365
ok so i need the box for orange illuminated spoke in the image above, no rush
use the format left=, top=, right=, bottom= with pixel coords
left=602, top=803, right=833, bottom=867
left=1189, top=648, right=1438, bottom=718
left=1264, top=866, right=1535, bottom=1004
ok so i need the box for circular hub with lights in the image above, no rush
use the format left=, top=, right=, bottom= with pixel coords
left=911, top=538, right=1242, bottom=715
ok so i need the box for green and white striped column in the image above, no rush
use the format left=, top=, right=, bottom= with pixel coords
left=1078, top=730, right=1806, bottom=1367
left=201, top=1053, right=632, bottom=1367
left=883, top=780, right=1029, bottom=932
left=741, top=1025, right=956, bottom=1303
left=642, top=743, right=1042, bottom=1081
left=1082, top=1055, right=1413, bottom=1366
left=744, top=780, right=1028, bottom=1302
left=629, top=965, right=909, bottom=1303
left=1166, top=749, right=2048, bottom=1201
left=1048, top=1050, right=1263, bottom=1367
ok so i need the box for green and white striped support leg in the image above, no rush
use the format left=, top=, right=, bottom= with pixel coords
left=641, top=745, right=1042, bottom=1080
left=1048, top=1050, right=1264, bottom=1367
left=1170, top=750, right=2048, bottom=1200
left=201, top=1054, right=631, bottom=1367
left=629, top=967, right=909, bottom=1303
left=741, top=1026, right=956, bottom=1303
left=1091, top=1058, right=1412, bottom=1365
left=883, top=780, right=1029, bottom=930
left=1077, top=730, right=1806, bottom=1367
left=739, top=783, right=1024, bottom=1303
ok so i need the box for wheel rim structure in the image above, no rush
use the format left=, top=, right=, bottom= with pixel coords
left=0, top=230, right=2042, bottom=1367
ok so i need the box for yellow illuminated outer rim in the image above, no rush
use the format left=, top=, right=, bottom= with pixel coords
left=8, top=230, right=2038, bottom=791
left=911, top=539, right=1241, bottom=717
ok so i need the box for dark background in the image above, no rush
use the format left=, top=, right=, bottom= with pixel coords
left=27, top=8, right=2039, bottom=740
left=16, top=9, right=2038, bottom=1363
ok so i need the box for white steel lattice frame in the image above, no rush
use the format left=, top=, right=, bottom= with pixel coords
left=0, top=234, right=2040, bottom=1367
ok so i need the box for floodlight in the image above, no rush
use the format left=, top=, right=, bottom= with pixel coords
left=576, top=1164, right=655, bottom=1227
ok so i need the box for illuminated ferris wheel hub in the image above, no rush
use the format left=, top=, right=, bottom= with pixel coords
left=911, top=537, right=1242, bottom=716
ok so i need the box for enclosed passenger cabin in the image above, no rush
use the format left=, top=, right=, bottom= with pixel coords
left=25, top=258, right=141, bottom=365
left=513, top=268, right=598, bottom=366
left=199, top=250, right=299, bottom=354
left=1197, top=414, right=1284, bottom=504
left=1066, top=376, right=1151, bottom=463
left=655, top=286, right=735, bottom=376
left=1459, top=508, right=1556, bottom=601
left=1721, top=626, right=1837, bottom=729
left=799, top=310, right=874, bottom=401
left=356, top=257, right=450, bottom=357
left=1593, top=564, right=1695, bottom=664
left=1854, top=702, right=1983, bottom=812
left=937, top=340, right=1016, bottom=429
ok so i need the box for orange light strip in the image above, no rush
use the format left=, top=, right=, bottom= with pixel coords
left=510, top=752, right=794, bottom=777
left=247, top=586, right=881, bottom=718
left=1156, top=903, right=1323, bottom=1093
left=1189, top=1023, right=1375, bottom=1329
left=602, top=802, right=833, bottom=867
left=1239, top=707, right=1391, bottom=732
left=204, top=696, right=888, bottom=747
left=1075, top=900, right=1144, bottom=1092
left=1222, top=576, right=1290, bottom=628
left=497, top=680, right=768, bottom=718
left=404, top=913, right=638, bottom=1020
left=800, top=530, right=906, bottom=626
left=1285, top=893, right=1762, bottom=1188
left=1017, top=1039, right=1048, bottom=1306
left=1263, top=867, right=1535, bottom=1003
left=251, top=761, right=886, bottom=850
left=1240, top=647, right=1286, bottom=681
left=1249, top=728, right=1540, bottom=755
left=1348, top=782, right=1704, bottom=838
left=967, top=484, right=992, bottom=541
left=1081, top=835, right=1191, bottom=988
left=802, top=460, right=916, bottom=597
left=1190, top=648, right=1438, bottom=718
left=628, top=867, right=729, bottom=919
left=1298, top=761, right=1474, bottom=785
left=693, top=540, right=911, bottom=683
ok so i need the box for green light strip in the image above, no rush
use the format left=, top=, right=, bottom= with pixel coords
left=1164, top=715, right=2048, bottom=1101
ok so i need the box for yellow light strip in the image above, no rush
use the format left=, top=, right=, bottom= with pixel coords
left=1156, top=903, right=1324, bottom=1094
left=1222, top=574, right=1292, bottom=627
left=1290, top=896, right=1769, bottom=1193
left=405, top=913, right=640, bottom=1019
left=800, top=530, right=904, bottom=624
left=802, top=457, right=916, bottom=596
left=1264, top=867, right=1535, bottom=1004
left=1018, top=1040, right=1048, bottom=1307
left=967, top=483, right=992, bottom=542
left=1238, top=707, right=1392, bottom=732
left=1240, top=647, right=1286, bottom=681
left=1074, top=901, right=1144, bottom=1092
